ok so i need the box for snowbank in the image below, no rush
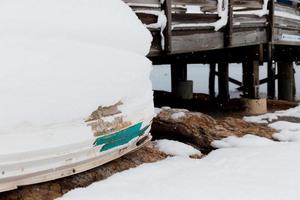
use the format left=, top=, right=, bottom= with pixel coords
left=154, top=139, right=201, bottom=157
left=59, top=142, right=300, bottom=200
left=211, top=134, right=275, bottom=148
left=270, top=121, right=300, bottom=142
left=0, top=0, right=154, bottom=153
left=244, top=104, right=300, bottom=124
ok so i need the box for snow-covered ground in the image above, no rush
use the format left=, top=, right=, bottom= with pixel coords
left=151, top=64, right=300, bottom=99
left=59, top=137, right=300, bottom=200
left=58, top=104, right=300, bottom=200
left=244, top=105, right=300, bottom=124
left=154, top=139, right=202, bottom=157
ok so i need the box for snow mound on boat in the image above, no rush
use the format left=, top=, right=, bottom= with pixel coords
left=0, top=0, right=154, bottom=152
left=0, top=0, right=152, bottom=56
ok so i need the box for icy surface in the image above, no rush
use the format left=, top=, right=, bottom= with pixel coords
left=59, top=141, right=300, bottom=200
left=211, top=134, right=275, bottom=148
left=155, top=139, right=201, bottom=157
left=0, top=0, right=154, bottom=153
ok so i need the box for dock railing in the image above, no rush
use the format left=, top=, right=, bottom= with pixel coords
left=124, top=0, right=300, bottom=57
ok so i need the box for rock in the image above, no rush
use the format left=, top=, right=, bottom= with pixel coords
left=0, top=143, right=167, bottom=200
left=151, top=108, right=276, bottom=152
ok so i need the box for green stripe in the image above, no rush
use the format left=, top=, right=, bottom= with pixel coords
left=94, top=122, right=150, bottom=152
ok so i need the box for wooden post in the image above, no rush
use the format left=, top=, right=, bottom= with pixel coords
left=171, top=63, right=193, bottom=99
left=278, top=62, right=295, bottom=101
left=242, top=62, right=249, bottom=97
left=293, top=67, right=296, bottom=100
left=267, top=45, right=276, bottom=99
left=209, top=63, right=216, bottom=99
left=248, top=60, right=260, bottom=99
left=243, top=61, right=260, bottom=99
left=267, top=0, right=274, bottom=43
left=218, top=62, right=230, bottom=103
left=267, top=0, right=275, bottom=99
left=224, top=0, right=233, bottom=47
left=267, top=61, right=276, bottom=99
left=171, top=62, right=187, bottom=91
left=162, top=0, right=172, bottom=52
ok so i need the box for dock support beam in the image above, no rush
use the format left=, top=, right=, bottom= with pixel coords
left=249, top=60, right=260, bottom=99
left=267, top=61, right=276, bottom=99
left=218, top=62, right=229, bottom=103
left=243, top=61, right=260, bottom=99
left=242, top=62, right=249, bottom=97
left=209, top=63, right=216, bottom=99
left=278, top=62, right=295, bottom=101
left=171, top=63, right=193, bottom=99
left=267, top=44, right=276, bottom=99
left=242, top=61, right=266, bottom=115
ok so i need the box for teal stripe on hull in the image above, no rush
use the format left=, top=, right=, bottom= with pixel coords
left=94, top=122, right=150, bottom=152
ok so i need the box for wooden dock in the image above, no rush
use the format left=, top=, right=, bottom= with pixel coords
left=124, top=0, right=300, bottom=105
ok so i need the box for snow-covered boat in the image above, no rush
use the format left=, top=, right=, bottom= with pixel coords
left=0, top=0, right=154, bottom=192
left=0, top=120, right=152, bottom=192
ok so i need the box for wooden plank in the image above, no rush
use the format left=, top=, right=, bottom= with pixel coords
left=135, top=12, right=159, bottom=25
left=274, top=16, right=300, bottom=31
left=172, top=13, right=220, bottom=24
left=172, top=0, right=217, bottom=12
left=231, top=28, right=267, bottom=47
left=233, top=15, right=268, bottom=28
left=273, top=28, right=300, bottom=44
left=232, top=0, right=262, bottom=9
left=215, top=72, right=242, bottom=85
left=123, top=0, right=160, bottom=4
left=275, top=2, right=300, bottom=16
left=172, top=0, right=217, bottom=6
left=171, top=31, right=224, bottom=53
